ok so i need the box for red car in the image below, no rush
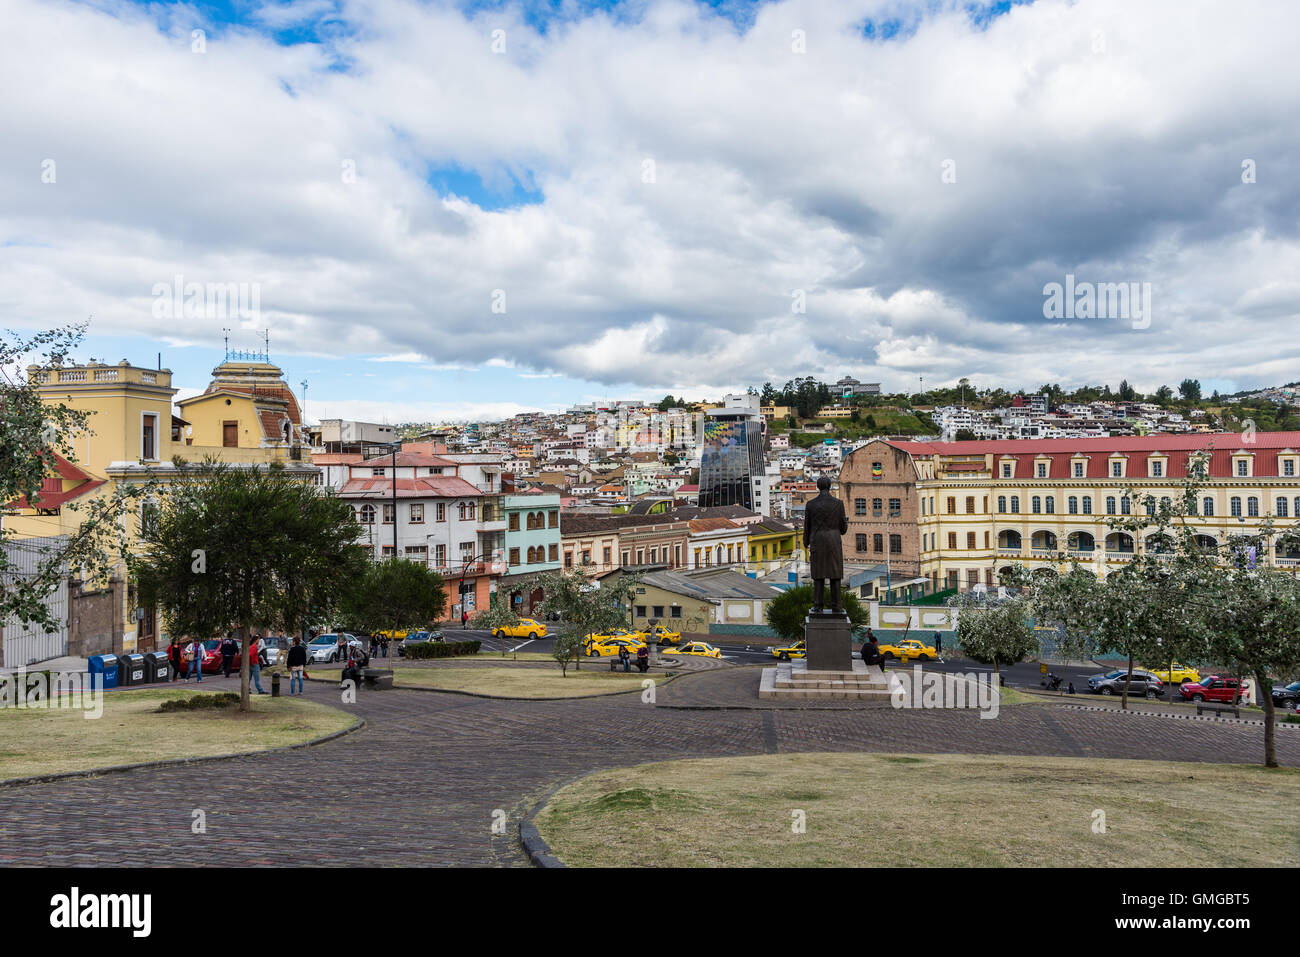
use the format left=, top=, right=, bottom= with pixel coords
left=1178, top=675, right=1243, bottom=704
left=199, top=639, right=243, bottom=675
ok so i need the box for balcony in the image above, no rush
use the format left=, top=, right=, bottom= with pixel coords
left=998, top=547, right=1021, bottom=556
left=478, top=517, right=507, bottom=532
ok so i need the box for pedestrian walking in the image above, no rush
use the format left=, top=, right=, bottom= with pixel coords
left=461, top=610, right=469, bottom=629
left=934, top=631, right=943, bottom=656
left=248, top=634, right=267, bottom=694
left=185, top=639, right=204, bottom=681
left=220, top=633, right=237, bottom=677
left=370, top=634, right=379, bottom=659
left=380, top=635, right=389, bottom=659
left=286, top=637, right=307, bottom=695
left=169, top=637, right=183, bottom=681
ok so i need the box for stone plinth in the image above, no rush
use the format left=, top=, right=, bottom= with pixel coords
left=805, top=612, right=853, bottom=672
left=759, top=659, right=893, bottom=700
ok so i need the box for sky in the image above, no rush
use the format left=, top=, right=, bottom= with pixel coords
left=2, top=0, right=1297, bottom=422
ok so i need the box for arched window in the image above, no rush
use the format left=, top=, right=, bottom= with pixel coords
left=1248, top=496, right=1259, bottom=517
left=1279, top=498, right=1289, bottom=518
left=1031, top=496, right=1041, bottom=514
left=1044, top=496, right=1054, bottom=514
left=1106, top=497, right=1116, bottom=515
left=1010, top=496, right=1020, bottom=514
left=1082, top=496, right=1092, bottom=515
left=1120, top=497, right=1131, bottom=515
left=1230, top=497, right=1242, bottom=517
left=1203, top=497, right=1214, bottom=517
left=997, top=496, right=1006, bottom=513
left=1068, top=496, right=1078, bottom=514
left=1144, top=497, right=1156, bottom=517
left=359, top=504, right=375, bottom=524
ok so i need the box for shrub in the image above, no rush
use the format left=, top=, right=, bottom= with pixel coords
left=158, top=692, right=241, bottom=712
left=1284, top=713, right=1300, bottom=725
left=401, top=640, right=481, bottom=660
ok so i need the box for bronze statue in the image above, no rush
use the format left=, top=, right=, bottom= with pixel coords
left=803, top=475, right=847, bottom=614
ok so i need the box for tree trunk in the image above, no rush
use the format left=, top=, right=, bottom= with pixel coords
left=1257, top=671, right=1277, bottom=768
left=239, top=623, right=251, bottom=712
left=1122, top=651, right=1133, bottom=711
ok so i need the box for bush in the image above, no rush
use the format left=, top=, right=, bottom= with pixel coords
left=1284, top=714, right=1300, bottom=725
left=401, top=640, right=481, bottom=659
left=158, top=692, right=241, bottom=712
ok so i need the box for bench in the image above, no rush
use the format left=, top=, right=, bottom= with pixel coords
left=1196, top=701, right=1240, bottom=718
left=360, top=668, right=394, bottom=690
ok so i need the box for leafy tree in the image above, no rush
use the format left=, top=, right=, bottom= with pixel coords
left=552, top=632, right=582, bottom=676
left=1179, top=378, right=1202, bottom=402
left=954, top=428, right=978, bottom=442
left=1, top=323, right=152, bottom=630
left=948, top=591, right=1036, bottom=674
left=131, top=460, right=365, bottom=711
left=1154, top=384, right=1174, bottom=403
left=764, top=585, right=868, bottom=642
left=1117, top=379, right=1136, bottom=401
left=471, top=602, right=524, bottom=657
left=340, top=559, right=446, bottom=641
left=657, top=395, right=676, bottom=412
left=503, top=568, right=643, bottom=672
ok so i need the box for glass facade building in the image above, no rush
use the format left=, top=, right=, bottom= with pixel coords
left=698, top=412, right=764, bottom=509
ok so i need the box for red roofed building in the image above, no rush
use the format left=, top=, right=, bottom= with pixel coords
left=838, top=434, right=1300, bottom=593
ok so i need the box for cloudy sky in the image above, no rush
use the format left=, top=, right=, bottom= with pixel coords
left=3, top=0, right=1298, bottom=422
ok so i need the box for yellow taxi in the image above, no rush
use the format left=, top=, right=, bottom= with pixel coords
left=583, top=633, right=646, bottom=657
left=635, top=625, right=682, bottom=646
left=1146, top=662, right=1201, bottom=685
left=492, top=618, right=548, bottom=640
left=662, top=641, right=722, bottom=659
left=376, top=629, right=409, bottom=640
left=878, top=638, right=937, bottom=662
left=771, top=640, right=806, bottom=660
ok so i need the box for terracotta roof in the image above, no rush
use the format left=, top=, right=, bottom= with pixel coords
left=9, top=455, right=105, bottom=510
left=360, top=452, right=457, bottom=468
left=688, top=517, right=742, bottom=533
left=311, top=453, right=365, bottom=465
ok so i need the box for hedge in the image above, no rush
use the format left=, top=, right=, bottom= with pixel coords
left=158, top=692, right=241, bottom=712
left=401, top=640, right=481, bottom=659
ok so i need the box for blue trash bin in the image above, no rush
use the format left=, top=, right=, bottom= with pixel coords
left=88, top=654, right=119, bottom=690
left=118, top=653, right=146, bottom=686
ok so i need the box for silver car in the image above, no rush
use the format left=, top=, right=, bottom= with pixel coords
left=1086, top=669, right=1163, bottom=698
left=307, top=633, right=369, bottom=664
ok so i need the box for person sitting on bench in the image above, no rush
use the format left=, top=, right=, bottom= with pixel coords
left=861, top=637, right=886, bottom=670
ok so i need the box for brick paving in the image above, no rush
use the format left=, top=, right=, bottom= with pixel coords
left=3, top=666, right=1296, bottom=867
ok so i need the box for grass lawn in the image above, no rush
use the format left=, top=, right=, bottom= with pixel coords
left=391, top=665, right=660, bottom=698
left=0, top=687, right=355, bottom=782
left=535, top=752, right=1300, bottom=867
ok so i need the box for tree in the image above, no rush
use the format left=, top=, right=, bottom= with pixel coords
left=1117, top=379, right=1136, bottom=401
left=131, top=460, right=366, bottom=711
left=340, top=559, right=446, bottom=642
left=1154, top=385, right=1174, bottom=404
left=501, top=568, right=642, bottom=673
left=954, top=428, right=977, bottom=442
left=948, top=592, right=1037, bottom=674
left=1179, top=378, right=1202, bottom=402
left=657, top=395, right=676, bottom=412
left=1, top=323, right=151, bottom=630
left=764, top=585, right=868, bottom=642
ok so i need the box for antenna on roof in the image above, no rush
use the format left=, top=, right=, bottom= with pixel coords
left=263, top=328, right=270, bottom=361
left=223, top=328, right=231, bottom=360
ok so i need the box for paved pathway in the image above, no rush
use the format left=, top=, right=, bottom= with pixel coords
left=3, top=667, right=1296, bottom=867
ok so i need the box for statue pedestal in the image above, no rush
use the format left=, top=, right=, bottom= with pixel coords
left=804, top=612, right=853, bottom=672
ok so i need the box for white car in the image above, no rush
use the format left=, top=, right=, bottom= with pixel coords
left=307, top=633, right=368, bottom=664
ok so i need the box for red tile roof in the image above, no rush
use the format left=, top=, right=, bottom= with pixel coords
left=359, top=452, right=458, bottom=468
left=9, top=455, right=105, bottom=509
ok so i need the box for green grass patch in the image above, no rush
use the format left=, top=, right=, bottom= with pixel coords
left=391, top=666, right=659, bottom=698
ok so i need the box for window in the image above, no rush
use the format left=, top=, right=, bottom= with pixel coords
left=886, top=498, right=900, bottom=515
left=1248, top=496, right=1259, bottom=517
left=140, top=500, right=159, bottom=540
left=1036, top=462, right=1047, bottom=478
left=873, top=533, right=883, bottom=552
left=854, top=497, right=866, bottom=515
left=670, top=605, right=682, bottom=618
left=1111, top=461, right=1123, bottom=477
left=1145, top=497, right=1156, bottom=517
left=141, top=413, right=158, bottom=461
left=1073, top=462, right=1084, bottom=478
left=966, top=532, right=976, bottom=549
left=604, top=546, right=612, bottom=566
left=1237, top=460, right=1248, bottom=477
left=382, top=545, right=395, bottom=558
left=890, top=534, right=902, bottom=554
left=1151, top=461, right=1163, bottom=477
left=409, top=504, right=424, bottom=524
left=1106, top=497, right=1116, bottom=515
left=382, top=503, right=395, bottom=524
left=582, top=550, right=591, bottom=566
left=549, top=510, right=559, bottom=528
left=649, top=548, right=658, bottom=564
left=634, top=606, right=647, bottom=618
left=856, top=533, right=868, bottom=552
left=653, top=605, right=665, bottom=619
left=1286, top=460, right=1296, bottom=477
left=622, top=551, right=631, bottom=566
left=435, top=544, right=447, bottom=565
left=1203, top=497, right=1214, bottom=517
left=438, top=503, right=448, bottom=522
left=1010, top=496, right=1019, bottom=514
left=1082, top=496, right=1092, bottom=515
left=965, top=496, right=975, bottom=514
left=872, top=497, right=883, bottom=516
left=549, top=543, right=558, bottom=561
left=1120, top=497, right=1131, bottom=515
left=1002, top=463, right=1012, bottom=478
left=947, top=532, right=957, bottom=550
left=359, top=504, right=376, bottom=524
left=564, top=552, right=574, bottom=569
left=1230, top=497, right=1242, bottom=517
left=1068, top=496, right=1078, bottom=514
left=405, top=545, right=427, bottom=564
left=372, top=468, right=386, bottom=477
left=947, top=497, right=956, bottom=514
left=997, top=495, right=1007, bottom=513
left=1032, top=496, right=1041, bottom=514
left=1045, top=496, right=1054, bottom=514
left=1278, top=498, right=1289, bottom=518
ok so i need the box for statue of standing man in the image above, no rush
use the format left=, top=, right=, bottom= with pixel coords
left=803, top=476, right=848, bottom=614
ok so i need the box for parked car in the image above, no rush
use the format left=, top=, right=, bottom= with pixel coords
left=878, top=638, right=937, bottom=662
left=771, top=640, right=806, bottom=660
left=493, top=618, right=547, bottom=640
left=584, top=634, right=646, bottom=657
left=257, top=635, right=288, bottom=666
left=1270, top=680, right=1300, bottom=709
left=198, top=639, right=240, bottom=674
left=635, top=625, right=682, bottom=646
left=398, top=631, right=443, bottom=657
left=1146, top=662, right=1201, bottom=685
left=1086, top=670, right=1164, bottom=697
left=307, top=633, right=369, bottom=665
left=1178, top=675, right=1243, bottom=703
left=661, top=641, right=723, bottom=659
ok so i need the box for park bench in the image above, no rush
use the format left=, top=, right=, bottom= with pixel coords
left=1196, top=701, right=1240, bottom=718
left=361, top=668, right=394, bottom=690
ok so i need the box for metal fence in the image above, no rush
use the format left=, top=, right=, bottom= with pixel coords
left=1, top=536, right=70, bottom=667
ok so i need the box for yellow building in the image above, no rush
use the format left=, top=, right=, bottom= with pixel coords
left=8, top=357, right=317, bottom=652
left=745, top=518, right=799, bottom=574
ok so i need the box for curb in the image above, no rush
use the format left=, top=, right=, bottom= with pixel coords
left=519, top=776, right=590, bottom=868
left=306, top=670, right=680, bottom=702
left=1052, top=703, right=1300, bottom=730
left=0, top=714, right=365, bottom=790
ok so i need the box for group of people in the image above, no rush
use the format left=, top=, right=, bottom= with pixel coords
left=164, top=631, right=311, bottom=696
left=616, top=643, right=651, bottom=673
left=367, top=634, right=391, bottom=659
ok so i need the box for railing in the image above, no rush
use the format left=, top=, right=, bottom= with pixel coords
left=95, top=369, right=118, bottom=381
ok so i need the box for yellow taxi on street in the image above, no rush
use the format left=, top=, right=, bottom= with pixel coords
left=1146, top=662, right=1201, bottom=685
left=771, top=640, right=806, bottom=660
left=878, top=638, right=937, bottom=662
left=662, top=641, right=722, bottom=659
left=635, top=625, right=682, bottom=646
left=492, top=618, right=548, bottom=640
left=583, top=633, right=646, bottom=657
